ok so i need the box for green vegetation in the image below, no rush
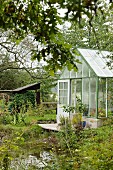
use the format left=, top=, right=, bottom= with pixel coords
left=26, top=113, right=56, bottom=123
left=0, top=96, right=113, bottom=169
left=0, top=1, right=112, bottom=73
left=0, top=0, right=113, bottom=169
left=0, top=98, right=56, bottom=169
left=45, top=117, right=113, bottom=170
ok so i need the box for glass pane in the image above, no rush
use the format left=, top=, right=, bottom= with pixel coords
left=64, top=82, right=68, bottom=89
left=76, top=56, right=82, bottom=78
left=71, top=80, right=76, bottom=106
left=59, top=97, right=63, bottom=104
left=59, top=90, right=63, bottom=97
left=76, top=79, right=82, bottom=99
left=90, top=78, right=96, bottom=92
left=82, top=79, right=89, bottom=105
left=98, top=78, right=106, bottom=117
left=59, top=82, right=63, bottom=89
left=82, top=78, right=89, bottom=116
left=71, top=79, right=82, bottom=108
left=64, top=97, right=68, bottom=105
left=108, top=78, right=113, bottom=115
left=70, top=69, right=76, bottom=78
left=76, top=80, right=82, bottom=113
left=82, top=60, right=89, bottom=77
left=64, top=90, right=68, bottom=96
left=89, top=78, right=96, bottom=117
left=60, top=68, right=70, bottom=79
left=59, top=81, right=68, bottom=105
left=76, top=63, right=82, bottom=78
left=90, top=69, right=96, bottom=77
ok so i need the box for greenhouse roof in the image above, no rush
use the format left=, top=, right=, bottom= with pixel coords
left=77, top=48, right=113, bottom=77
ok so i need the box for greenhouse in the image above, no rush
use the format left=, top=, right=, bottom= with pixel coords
left=57, top=48, right=113, bottom=128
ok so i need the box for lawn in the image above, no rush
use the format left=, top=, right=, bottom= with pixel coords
left=25, top=112, right=56, bottom=124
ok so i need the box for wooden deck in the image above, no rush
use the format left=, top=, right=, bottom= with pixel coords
left=38, top=123, right=59, bottom=131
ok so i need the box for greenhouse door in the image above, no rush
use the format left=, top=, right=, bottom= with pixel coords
left=57, top=80, right=70, bottom=123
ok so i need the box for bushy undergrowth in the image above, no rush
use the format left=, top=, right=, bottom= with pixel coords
left=22, top=125, right=42, bottom=140
left=1, top=97, right=113, bottom=169
left=0, top=120, right=113, bottom=170
left=49, top=118, right=113, bottom=170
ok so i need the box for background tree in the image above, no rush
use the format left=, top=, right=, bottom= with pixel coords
left=63, top=6, right=113, bottom=51
left=0, top=0, right=112, bottom=72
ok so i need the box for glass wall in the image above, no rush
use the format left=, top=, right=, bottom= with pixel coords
left=76, top=79, right=82, bottom=101
left=71, top=80, right=76, bottom=106
left=71, top=79, right=82, bottom=112
left=82, top=60, right=89, bottom=77
left=60, top=68, right=70, bottom=79
left=89, top=78, right=96, bottom=117
left=82, top=78, right=89, bottom=116
left=108, top=78, right=113, bottom=115
left=71, top=70, right=76, bottom=78
left=70, top=56, right=82, bottom=78
left=76, top=56, right=82, bottom=78
left=90, top=69, right=96, bottom=77
left=98, top=78, right=106, bottom=118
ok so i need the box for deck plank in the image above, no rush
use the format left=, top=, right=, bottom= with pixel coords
left=38, top=123, right=59, bottom=131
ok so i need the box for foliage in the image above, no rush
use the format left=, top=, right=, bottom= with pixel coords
left=0, top=132, right=24, bottom=170
left=63, top=4, right=113, bottom=51
left=0, top=99, right=6, bottom=115
left=22, top=125, right=42, bottom=140
left=0, top=97, right=56, bottom=126
left=12, top=91, right=35, bottom=108
left=98, top=108, right=106, bottom=117
left=76, top=97, right=88, bottom=114
left=26, top=102, right=56, bottom=118
left=41, top=85, right=57, bottom=103
left=61, top=108, right=83, bottom=129
left=71, top=113, right=82, bottom=125
left=0, top=0, right=112, bottom=72
left=63, top=97, right=88, bottom=115
left=49, top=123, right=113, bottom=170
left=0, top=115, right=113, bottom=169
left=59, top=116, right=70, bottom=127
left=0, top=70, right=32, bottom=90
left=4, top=92, right=35, bottom=125
left=63, top=105, right=76, bottom=113
left=80, top=126, right=113, bottom=170
left=0, top=33, right=45, bottom=92
left=25, top=113, right=56, bottom=125
left=0, top=112, right=12, bottom=125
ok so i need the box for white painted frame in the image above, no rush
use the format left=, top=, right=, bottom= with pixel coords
left=57, top=80, right=70, bottom=123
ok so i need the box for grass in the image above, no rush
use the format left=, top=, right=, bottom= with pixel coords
left=26, top=113, right=56, bottom=123
left=1, top=108, right=113, bottom=170
left=21, top=112, right=56, bottom=126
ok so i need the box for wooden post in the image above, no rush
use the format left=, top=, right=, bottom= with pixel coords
left=35, top=83, right=40, bottom=105
left=36, top=89, right=40, bottom=105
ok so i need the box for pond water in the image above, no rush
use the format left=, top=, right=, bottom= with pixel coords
left=10, top=151, right=51, bottom=169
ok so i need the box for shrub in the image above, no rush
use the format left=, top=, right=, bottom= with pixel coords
left=22, top=125, right=42, bottom=140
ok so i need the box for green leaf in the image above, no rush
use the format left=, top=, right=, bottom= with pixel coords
left=16, top=39, right=21, bottom=45
left=49, top=69, right=55, bottom=76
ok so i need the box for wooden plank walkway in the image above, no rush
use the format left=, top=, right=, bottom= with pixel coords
left=38, top=123, right=59, bottom=131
